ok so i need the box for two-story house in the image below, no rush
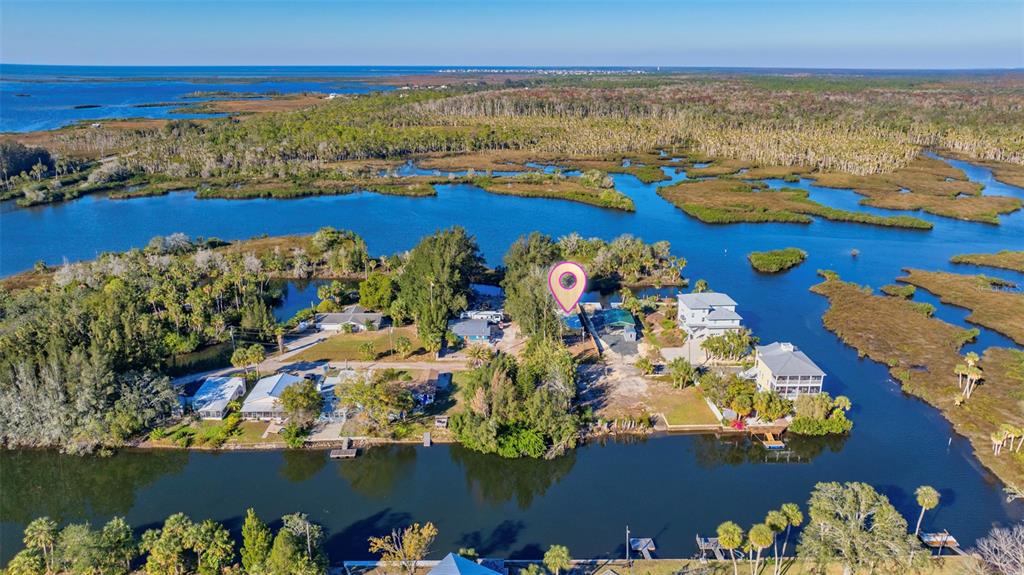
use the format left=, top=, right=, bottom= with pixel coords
left=753, top=342, right=825, bottom=399
left=676, top=292, right=743, bottom=338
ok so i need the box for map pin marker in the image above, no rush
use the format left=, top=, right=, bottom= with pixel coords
left=548, top=261, right=588, bottom=314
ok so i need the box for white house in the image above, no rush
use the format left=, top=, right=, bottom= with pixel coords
left=676, top=292, right=743, bottom=338
left=190, top=376, right=246, bottom=420
left=314, top=305, right=383, bottom=332
left=752, top=342, right=825, bottom=400
left=240, top=372, right=305, bottom=420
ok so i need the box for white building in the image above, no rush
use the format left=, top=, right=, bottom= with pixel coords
left=240, top=373, right=305, bottom=420
left=753, top=342, right=825, bottom=400
left=190, top=376, right=246, bottom=420
left=676, top=292, right=742, bottom=338
left=314, top=305, right=383, bottom=332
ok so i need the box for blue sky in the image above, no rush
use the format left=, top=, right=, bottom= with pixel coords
left=2, top=0, right=1021, bottom=69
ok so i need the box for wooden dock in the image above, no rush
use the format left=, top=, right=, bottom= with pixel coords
left=919, top=531, right=964, bottom=555
left=629, top=538, right=655, bottom=560
left=695, top=535, right=725, bottom=561
left=760, top=432, right=786, bottom=450
left=330, top=438, right=358, bottom=459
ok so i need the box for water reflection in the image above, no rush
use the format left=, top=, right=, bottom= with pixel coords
left=692, top=433, right=848, bottom=469
left=0, top=449, right=188, bottom=524
left=335, top=444, right=418, bottom=499
left=449, top=444, right=577, bottom=509
left=279, top=449, right=328, bottom=483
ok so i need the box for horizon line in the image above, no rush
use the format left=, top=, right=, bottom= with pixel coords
left=3, top=63, right=1023, bottom=73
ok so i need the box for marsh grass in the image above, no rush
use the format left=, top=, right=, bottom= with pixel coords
left=811, top=271, right=1024, bottom=486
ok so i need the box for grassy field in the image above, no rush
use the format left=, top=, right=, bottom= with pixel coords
left=811, top=272, right=1024, bottom=487
left=650, top=384, right=720, bottom=426
left=951, top=250, right=1024, bottom=273
left=898, top=269, right=1024, bottom=345
left=657, top=179, right=932, bottom=229
left=290, top=325, right=427, bottom=362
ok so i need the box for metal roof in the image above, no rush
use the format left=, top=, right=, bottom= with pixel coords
left=242, top=372, right=304, bottom=411
left=677, top=292, right=737, bottom=309
left=707, top=308, right=742, bottom=321
left=191, top=376, right=245, bottom=414
left=428, top=554, right=501, bottom=575
left=756, top=342, right=825, bottom=377
left=448, top=318, right=491, bottom=337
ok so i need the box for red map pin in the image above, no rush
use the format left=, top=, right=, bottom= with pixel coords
left=548, top=261, right=587, bottom=314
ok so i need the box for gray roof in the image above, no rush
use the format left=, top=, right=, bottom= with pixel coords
left=677, top=292, right=737, bottom=309
left=448, top=318, right=491, bottom=338
left=316, top=305, right=383, bottom=326
left=707, top=308, right=742, bottom=321
left=191, top=376, right=245, bottom=414
left=756, top=342, right=825, bottom=377
left=428, top=554, right=501, bottom=575
left=242, top=372, right=304, bottom=412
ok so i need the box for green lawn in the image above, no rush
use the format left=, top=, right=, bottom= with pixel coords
left=290, top=325, right=427, bottom=362
left=648, top=385, right=719, bottom=426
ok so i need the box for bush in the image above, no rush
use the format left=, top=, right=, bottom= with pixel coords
left=281, top=423, right=309, bottom=448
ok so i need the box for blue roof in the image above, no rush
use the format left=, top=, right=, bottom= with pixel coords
left=562, top=314, right=584, bottom=330
left=429, top=554, right=501, bottom=575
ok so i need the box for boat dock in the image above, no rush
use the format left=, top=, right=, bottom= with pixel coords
left=695, top=535, right=725, bottom=561
left=629, top=538, right=655, bottom=560
left=919, top=531, right=964, bottom=555
left=329, top=438, right=358, bottom=459
left=759, top=432, right=786, bottom=450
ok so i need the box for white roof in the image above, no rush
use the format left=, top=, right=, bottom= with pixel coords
left=678, top=292, right=737, bottom=309
left=756, top=342, right=825, bottom=377
left=707, top=308, right=742, bottom=321
left=192, top=376, right=245, bottom=414
left=242, top=373, right=304, bottom=411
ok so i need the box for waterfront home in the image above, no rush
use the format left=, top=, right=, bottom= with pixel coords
left=241, top=372, right=305, bottom=420
left=589, top=308, right=639, bottom=355
left=408, top=369, right=439, bottom=407
left=676, top=292, right=742, bottom=338
left=428, top=553, right=502, bottom=575
left=751, top=342, right=825, bottom=399
left=190, top=376, right=246, bottom=420
left=315, top=305, right=383, bottom=332
left=448, top=317, right=493, bottom=343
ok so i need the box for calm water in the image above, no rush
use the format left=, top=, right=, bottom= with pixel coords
left=0, top=74, right=383, bottom=132
left=2, top=156, right=1023, bottom=562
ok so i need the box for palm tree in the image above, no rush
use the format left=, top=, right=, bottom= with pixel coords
left=962, top=364, right=983, bottom=400
left=764, top=511, right=787, bottom=575
left=23, top=517, right=58, bottom=573
left=914, top=485, right=940, bottom=536
left=466, top=344, right=492, bottom=367
left=543, top=545, right=572, bottom=575
left=747, top=524, right=773, bottom=575
left=778, top=503, right=802, bottom=569
left=992, top=429, right=1009, bottom=456
left=953, top=362, right=968, bottom=391
left=667, top=357, right=696, bottom=388
left=717, top=521, right=743, bottom=575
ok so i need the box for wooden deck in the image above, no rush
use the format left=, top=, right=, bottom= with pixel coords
left=330, top=437, right=358, bottom=459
